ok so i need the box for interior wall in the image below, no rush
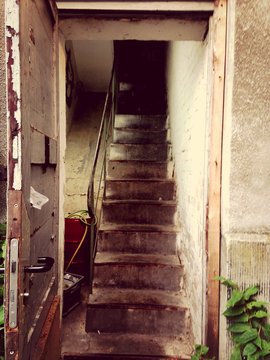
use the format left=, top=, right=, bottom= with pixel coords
left=220, top=1, right=270, bottom=358
left=65, top=40, right=79, bottom=134
left=0, top=0, right=6, bottom=223
left=72, top=40, right=114, bottom=92
left=166, top=38, right=210, bottom=343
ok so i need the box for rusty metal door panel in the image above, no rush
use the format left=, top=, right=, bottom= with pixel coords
left=5, top=0, right=59, bottom=359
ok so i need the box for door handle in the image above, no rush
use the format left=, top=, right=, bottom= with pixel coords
left=24, top=256, right=54, bottom=273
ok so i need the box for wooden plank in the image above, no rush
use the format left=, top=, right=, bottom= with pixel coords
left=31, top=129, right=45, bottom=164
left=205, top=0, right=227, bottom=358
left=32, top=296, right=61, bottom=360
left=60, top=17, right=208, bottom=41
left=56, top=1, right=214, bottom=12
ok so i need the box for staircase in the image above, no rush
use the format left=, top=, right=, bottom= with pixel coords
left=82, top=111, right=192, bottom=359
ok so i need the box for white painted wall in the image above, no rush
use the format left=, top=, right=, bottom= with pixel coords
left=166, top=39, right=210, bottom=343
left=72, top=40, right=114, bottom=92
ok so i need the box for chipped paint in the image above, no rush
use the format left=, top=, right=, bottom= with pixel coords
left=6, top=0, right=22, bottom=191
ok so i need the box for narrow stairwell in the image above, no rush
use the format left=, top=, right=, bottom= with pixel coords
left=83, top=113, right=193, bottom=359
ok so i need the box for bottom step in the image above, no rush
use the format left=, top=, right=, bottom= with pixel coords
left=62, top=333, right=192, bottom=360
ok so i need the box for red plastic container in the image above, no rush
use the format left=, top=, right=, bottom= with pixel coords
left=64, top=218, right=90, bottom=279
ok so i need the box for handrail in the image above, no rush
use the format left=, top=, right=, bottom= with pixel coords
left=87, top=64, right=117, bottom=290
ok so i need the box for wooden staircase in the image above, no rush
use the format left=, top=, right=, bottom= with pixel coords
left=79, top=113, right=193, bottom=359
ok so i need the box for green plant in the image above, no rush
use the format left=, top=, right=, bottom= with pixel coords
left=217, top=276, right=270, bottom=360
left=191, top=344, right=215, bottom=360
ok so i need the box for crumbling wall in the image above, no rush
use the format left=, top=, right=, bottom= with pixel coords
left=0, top=1, right=7, bottom=223
left=166, top=39, right=210, bottom=343
left=220, top=0, right=270, bottom=358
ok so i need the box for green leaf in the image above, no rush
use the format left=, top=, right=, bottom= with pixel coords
left=243, top=342, right=257, bottom=356
left=191, top=355, right=199, bottom=360
left=230, top=345, right=242, bottom=360
left=262, top=339, right=270, bottom=351
left=251, top=310, right=268, bottom=319
left=247, top=301, right=268, bottom=310
left=223, top=306, right=245, bottom=317
left=228, top=323, right=251, bottom=333
left=234, top=313, right=249, bottom=323
left=254, top=336, right=262, bottom=350
left=0, top=305, right=3, bottom=327
left=263, top=324, right=270, bottom=340
left=215, top=276, right=238, bottom=289
left=234, top=329, right=258, bottom=345
left=227, top=290, right=244, bottom=308
left=244, top=286, right=260, bottom=301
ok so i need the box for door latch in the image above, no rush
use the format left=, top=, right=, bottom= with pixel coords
left=24, top=257, right=54, bottom=273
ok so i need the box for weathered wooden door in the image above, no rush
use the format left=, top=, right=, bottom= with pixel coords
left=5, top=0, right=60, bottom=359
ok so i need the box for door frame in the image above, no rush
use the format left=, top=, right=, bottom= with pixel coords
left=57, top=1, right=227, bottom=358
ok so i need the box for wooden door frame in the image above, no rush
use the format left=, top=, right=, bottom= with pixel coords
left=57, top=1, right=227, bottom=359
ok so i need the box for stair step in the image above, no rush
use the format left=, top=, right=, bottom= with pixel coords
left=107, top=160, right=174, bottom=179
left=98, top=228, right=178, bottom=255
left=113, top=128, right=168, bottom=144
left=105, top=179, right=176, bottom=200
left=110, top=143, right=172, bottom=162
left=93, top=253, right=183, bottom=291
left=62, top=333, right=192, bottom=359
left=102, top=200, right=177, bottom=225
left=86, top=288, right=189, bottom=336
left=115, top=114, right=167, bottom=130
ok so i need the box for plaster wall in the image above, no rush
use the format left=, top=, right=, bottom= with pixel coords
left=65, top=40, right=79, bottom=134
left=166, top=39, right=209, bottom=343
left=0, top=1, right=7, bottom=223
left=72, top=41, right=113, bottom=92
left=220, top=1, right=270, bottom=358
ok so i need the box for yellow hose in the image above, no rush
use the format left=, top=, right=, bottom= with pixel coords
left=64, top=210, right=96, bottom=273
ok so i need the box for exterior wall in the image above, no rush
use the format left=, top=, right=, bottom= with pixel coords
left=0, top=1, right=7, bottom=223
left=220, top=1, right=270, bottom=358
left=166, top=39, right=210, bottom=343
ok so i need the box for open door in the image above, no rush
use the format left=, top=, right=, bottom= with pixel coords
left=5, top=0, right=60, bottom=359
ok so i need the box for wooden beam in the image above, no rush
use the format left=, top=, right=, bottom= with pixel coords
left=206, top=0, right=227, bottom=358
left=56, top=1, right=214, bottom=12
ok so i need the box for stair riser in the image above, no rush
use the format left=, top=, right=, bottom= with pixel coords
left=113, top=129, right=168, bottom=144
left=93, top=264, right=183, bottom=291
left=107, top=161, right=173, bottom=179
left=110, top=144, right=171, bottom=162
left=105, top=181, right=176, bottom=201
left=86, top=307, right=187, bottom=336
left=115, top=115, right=167, bottom=130
left=102, top=204, right=177, bottom=225
left=97, top=231, right=178, bottom=255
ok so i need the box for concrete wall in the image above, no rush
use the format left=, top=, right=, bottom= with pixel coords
left=166, top=39, right=210, bottom=343
left=72, top=41, right=114, bottom=92
left=0, top=1, right=6, bottom=223
left=220, top=1, right=270, bottom=358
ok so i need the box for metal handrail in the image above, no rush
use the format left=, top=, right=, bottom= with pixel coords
left=87, top=64, right=116, bottom=290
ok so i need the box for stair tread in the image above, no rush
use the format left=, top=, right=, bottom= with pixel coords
left=106, top=178, right=175, bottom=183
left=89, top=288, right=187, bottom=310
left=103, top=199, right=176, bottom=205
left=114, top=127, right=168, bottom=132
left=95, top=252, right=181, bottom=267
left=99, top=223, right=179, bottom=233
left=62, top=332, right=192, bottom=359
